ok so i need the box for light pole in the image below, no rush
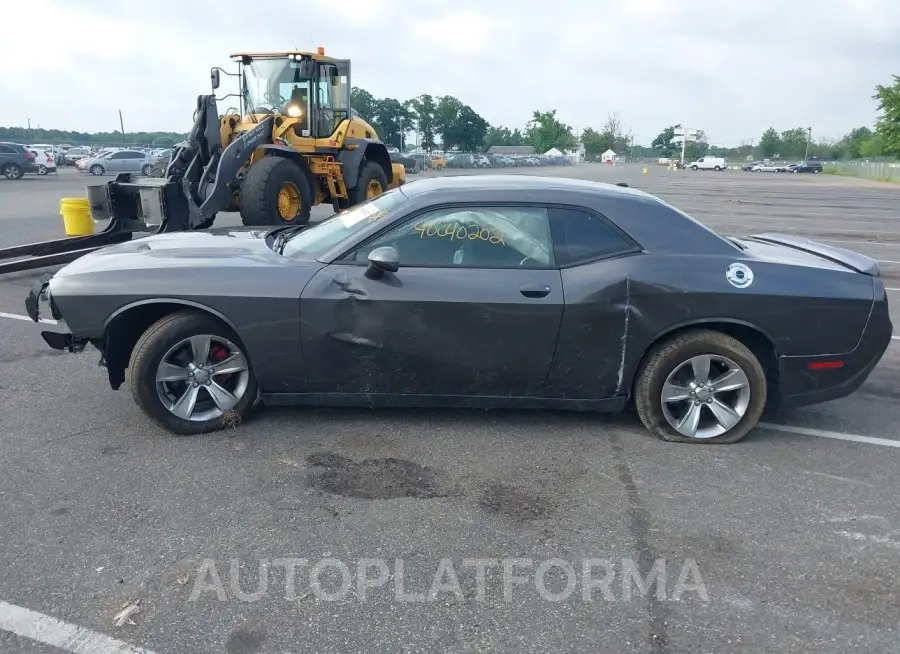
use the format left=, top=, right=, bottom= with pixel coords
left=804, top=126, right=812, bottom=161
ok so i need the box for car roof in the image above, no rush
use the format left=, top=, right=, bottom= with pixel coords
left=400, top=173, right=659, bottom=203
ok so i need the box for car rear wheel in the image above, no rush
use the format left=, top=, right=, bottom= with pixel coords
left=141, top=164, right=152, bottom=176
left=634, top=330, right=767, bottom=444
left=36, top=164, right=48, bottom=176
left=714, top=165, right=721, bottom=171
left=128, top=310, right=259, bottom=435
left=3, top=163, right=23, bottom=180
left=90, top=164, right=105, bottom=176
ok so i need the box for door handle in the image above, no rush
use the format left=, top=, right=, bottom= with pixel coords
left=519, top=284, right=551, bottom=298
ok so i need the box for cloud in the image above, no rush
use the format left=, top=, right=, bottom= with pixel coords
left=1, top=0, right=898, bottom=145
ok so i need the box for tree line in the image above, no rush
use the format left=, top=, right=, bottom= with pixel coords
left=650, top=75, right=899, bottom=162
left=3, top=74, right=897, bottom=160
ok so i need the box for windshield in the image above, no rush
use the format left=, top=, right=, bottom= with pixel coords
left=243, top=58, right=312, bottom=116
left=279, top=188, right=410, bottom=258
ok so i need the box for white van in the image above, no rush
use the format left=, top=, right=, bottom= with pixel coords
left=688, top=156, right=726, bottom=171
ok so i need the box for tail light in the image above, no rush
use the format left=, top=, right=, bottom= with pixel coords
left=25, top=151, right=35, bottom=160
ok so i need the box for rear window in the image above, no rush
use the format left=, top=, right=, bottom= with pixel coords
left=549, top=208, right=638, bottom=265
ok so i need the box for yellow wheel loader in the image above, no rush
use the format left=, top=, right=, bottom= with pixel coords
left=0, top=48, right=408, bottom=273
left=94, top=48, right=406, bottom=230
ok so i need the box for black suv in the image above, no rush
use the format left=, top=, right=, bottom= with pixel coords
left=0, top=142, right=36, bottom=179
left=789, top=157, right=823, bottom=174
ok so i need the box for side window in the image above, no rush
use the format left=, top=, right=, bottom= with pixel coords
left=348, top=206, right=555, bottom=269
left=549, top=208, right=637, bottom=266
left=109, top=152, right=125, bottom=159
left=0, top=145, right=14, bottom=154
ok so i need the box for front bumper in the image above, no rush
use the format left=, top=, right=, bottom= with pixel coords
left=25, top=276, right=89, bottom=353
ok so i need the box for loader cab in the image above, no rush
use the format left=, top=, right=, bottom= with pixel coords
left=235, top=51, right=350, bottom=140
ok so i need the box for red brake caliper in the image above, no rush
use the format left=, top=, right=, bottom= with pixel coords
left=209, top=345, right=232, bottom=383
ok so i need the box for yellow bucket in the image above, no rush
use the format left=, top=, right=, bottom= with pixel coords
left=60, top=198, right=94, bottom=236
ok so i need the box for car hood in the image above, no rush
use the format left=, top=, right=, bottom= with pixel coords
left=53, top=227, right=296, bottom=278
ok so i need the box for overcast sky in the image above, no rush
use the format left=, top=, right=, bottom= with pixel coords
left=3, top=0, right=898, bottom=146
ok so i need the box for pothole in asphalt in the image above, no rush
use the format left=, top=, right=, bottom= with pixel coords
left=305, top=451, right=446, bottom=500
left=478, top=482, right=552, bottom=522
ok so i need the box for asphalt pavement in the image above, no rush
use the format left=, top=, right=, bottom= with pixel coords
left=1, top=165, right=899, bottom=653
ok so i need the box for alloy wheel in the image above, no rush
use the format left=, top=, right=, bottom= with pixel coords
left=660, top=354, right=751, bottom=439
left=155, top=334, right=250, bottom=422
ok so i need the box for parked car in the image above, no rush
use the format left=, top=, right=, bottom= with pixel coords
left=0, top=142, right=36, bottom=179
left=64, top=147, right=94, bottom=165
left=742, top=161, right=763, bottom=172
left=27, top=175, right=891, bottom=442
left=390, top=151, right=422, bottom=174
left=689, top=156, right=726, bottom=171
left=408, top=154, right=431, bottom=173
left=473, top=154, right=491, bottom=168
left=789, top=158, right=823, bottom=174
left=27, top=148, right=57, bottom=176
left=428, top=154, right=446, bottom=170
left=78, top=150, right=153, bottom=176
left=751, top=163, right=789, bottom=173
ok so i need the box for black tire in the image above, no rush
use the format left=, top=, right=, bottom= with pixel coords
left=3, top=163, right=23, bottom=180
left=714, top=165, right=721, bottom=171
left=634, top=329, right=767, bottom=444
left=691, top=165, right=698, bottom=171
left=36, top=164, right=48, bottom=176
left=813, top=169, right=821, bottom=174
left=90, top=164, right=105, bottom=176
left=240, top=156, right=312, bottom=226
left=127, top=310, right=259, bottom=435
left=350, top=160, right=390, bottom=205
left=141, top=164, right=152, bottom=176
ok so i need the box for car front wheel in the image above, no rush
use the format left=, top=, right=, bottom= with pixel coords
left=90, top=164, right=105, bottom=176
left=128, top=310, right=258, bottom=435
left=634, top=330, right=767, bottom=444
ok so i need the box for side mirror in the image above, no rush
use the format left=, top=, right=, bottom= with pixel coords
left=210, top=68, right=221, bottom=90
left=365, top=246, right=399, bottom=278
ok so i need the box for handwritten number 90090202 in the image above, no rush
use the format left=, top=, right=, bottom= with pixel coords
left=413, top=221, right=506, bottom=245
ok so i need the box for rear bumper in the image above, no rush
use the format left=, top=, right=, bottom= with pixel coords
left=775, top=300, right=892, bottom=408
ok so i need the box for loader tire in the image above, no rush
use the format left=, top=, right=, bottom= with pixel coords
left=350, top=160, right=390, bottom=205
left=240, top=156, right=312, bottom=226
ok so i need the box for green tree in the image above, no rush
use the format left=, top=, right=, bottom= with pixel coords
left=873, top=75, right=900, bottom=156
left=405, top=94, right=437, bottom=151
left=453, top=105, right=489, bottom=152
left=779, top=127, right=810, bottom=159
left=758, top=127, right=782, bottom=158
left=683, top=129, right=709, bottom=161
left=843, top=126, right=874, bottom=159
left=860, top=133, right=886, bottom=158
left=526, top=110, right=576, bottom=154
left=374, top=98, right=412, bottom=150
left=483, top=125, right=527, bottom=150
left=650, top=125, right=679, bottom=157
left=350, top=87, right=380, bottom=128
left=580, top=127, right=611, bottom=160
left=434, top=95, right=465, bottom=150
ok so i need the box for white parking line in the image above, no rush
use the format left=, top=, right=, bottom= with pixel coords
left=0, top=311, right=56, bottom=324
left=824, top=239, right=900, bottom=247
left=0, top=600, right=158, bottom=654
left=758, top=423, right=900, bottom=448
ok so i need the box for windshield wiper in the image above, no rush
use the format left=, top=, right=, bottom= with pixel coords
left=273, top=224, right=310, bottom=254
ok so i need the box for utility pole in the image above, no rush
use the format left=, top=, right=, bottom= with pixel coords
left=804, top=126, right=812, bottom=161
left=27, top=118, right=32, bottom=142
left=118, top=110, right=126, bottom=145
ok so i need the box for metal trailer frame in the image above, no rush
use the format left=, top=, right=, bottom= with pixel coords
left=0, top=94, right=273, bottom=275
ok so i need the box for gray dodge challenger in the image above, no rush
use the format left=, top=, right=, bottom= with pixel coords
left=26, top=175, right=892, bottom=443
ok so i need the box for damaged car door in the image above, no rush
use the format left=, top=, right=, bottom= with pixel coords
left=299, top=205, right=564, bottom=399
